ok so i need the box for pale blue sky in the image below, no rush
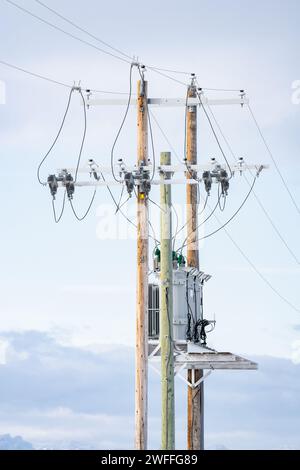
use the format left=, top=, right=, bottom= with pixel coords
left=0, top=0, right=299, bottom=449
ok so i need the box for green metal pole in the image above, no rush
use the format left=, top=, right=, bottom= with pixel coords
left=160, top=151, right=175, bottom=450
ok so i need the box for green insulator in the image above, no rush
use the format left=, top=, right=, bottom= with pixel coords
left=178, top=254, right=186, bottom=266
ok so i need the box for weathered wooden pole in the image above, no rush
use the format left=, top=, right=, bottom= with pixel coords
left=160, top=151, right=175, bottom=450
left=186, top=82, right=204, bottom=450
left=135, top=79, right=149, bottom=450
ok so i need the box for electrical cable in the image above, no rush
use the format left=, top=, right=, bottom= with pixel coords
left=149, top=110, right=182, bottom=164
left=177, top=189, right=222, bottom=254
left=247, top=103, right=300, bottom=216
left=37, top=87, right=74, bottom=184
left=51, top=189, right=66, bottom=223
left=74, top=88, right=87, bottom=182
left=110, top=63, right=134, bottom=182
left=5, top=0, right=132, bottom=65
left=218, top=218, right=300, bottom=314
left=33, top=0, right=133, bottom=61
left=115, top=185, right=125, bottom=214
left=206, top=102, right=300, bottom=264
left=137, top=65, right=156, bottom=181
left=174, top=191, right=208, bottom=241
left=0, top=59, right=132, bottom=94
left=218, top=183, right=227, bottom=211
left=171, top=203, right=179, bottom=251
left=69, top=189, right=97, bottom=221
left=179, top=175, right=257, bottom=250
left=196, top=85, right=233, bottom=179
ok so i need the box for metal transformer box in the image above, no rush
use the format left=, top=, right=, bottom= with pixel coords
left=148, top=267, right=209, bottom=342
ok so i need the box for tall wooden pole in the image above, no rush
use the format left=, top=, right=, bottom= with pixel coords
left=186, top=82, right=204, bottom=450
left=135, top=79, right=149, bottom=450
left=160, top=152, right=175, bottom=450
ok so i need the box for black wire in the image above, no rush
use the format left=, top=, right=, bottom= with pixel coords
left=137, top=65, right=156, bottom=181
left=174, top=191, right=208, bottom=242
left=247, top=103, right=300, bottom=216
left=147, top=108, right=156, bottom=182
left=69, top=189, right=97, bottom=221
left=177, top=191, right=221, bottom=254
left=51, top=190, right=66, bottom=223
left=185, top=273, right=193, bottom=341
left=191, top=174, right=258, bottom=245
left=0, top=58, right=133, bottom=94
left=110, top=63, right=134, bottom=182
left=115, top=185, right=125, bottom=214
left=196, top=85, right=233, bottom=179
left=171, top=203, right=179, bottom=251
left=218, top=184, right=227, bottom=212
left=206, top=102, right=300, bottom=265
left=101, top=171, right=137, bottom=229
left=34, top=0, right=133, bottom=61
left=199, top=176, right=257, bottom=241
left=74, top=88, right=87, bottom=182
left=37, top=87, right=74, bottom=184
left=149, top=110, right=182, bottom=164
left=5, top=0, right=131, bottom=65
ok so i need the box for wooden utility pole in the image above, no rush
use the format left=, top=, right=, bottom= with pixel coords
left=135, top=79, right=149, bottom=450
left=160, top=151, right=175, bottom=450
left=186, top=82, right=204, bottom=450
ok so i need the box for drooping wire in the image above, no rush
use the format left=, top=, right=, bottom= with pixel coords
left=218, top=184, right=227, bottom=211
left=74, top=88, right=87, bottom=182
left=52, top=190, right=66, bottom=223
left=206, top=102, right=300, bottom=265
left=179, top=175, right=257, bottom=251
left=174, top=191, right=208, bottom=242
left=110, top=63, right=134, bottom=182
left=69, top=189, right=97, bottom=221
left=33, top=0, right=133, bottom=61
left=247, top=103, right=300, bottom=216
left=37, top=87, right=74, bottom=185
left=195, top=84, right=233, bottom=179
left=177, top=188, right=222, bottom=254
left=198, top=174, right=257, bottom=242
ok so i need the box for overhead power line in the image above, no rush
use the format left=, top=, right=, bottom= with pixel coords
left=33, top=0, right=134, bottom=61
left=206, top=101, right=300, bottom=265
left=0, top=58, right=131, bottom=94
left=247, top=103, right=300, bottom=216
left=5, top=0, right=131, bottom=64
left=218, top=218, right=300, bottom=314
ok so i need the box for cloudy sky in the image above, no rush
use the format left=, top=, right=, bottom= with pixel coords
left=0, top=0, right=299, bottom=449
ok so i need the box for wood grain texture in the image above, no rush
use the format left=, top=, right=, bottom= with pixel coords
left=135, top=80, right=149, bottom=450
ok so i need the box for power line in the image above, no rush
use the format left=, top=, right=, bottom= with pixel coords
left=37, top=86, right=74, bottom=185
left=0, top=58, right=131, bottom=94
left=247, top=103, right=300, bottom=216
left=217, top=216, right=300, bottom=314
left=69, top=189, right=97, bottom=221
left=52, top=190, right=66, bottom=223
left=149, top=110, right=182, bottom=164
left=196, top=84, right=233, bottom=178
left=33, top=0, right=134, bottom=61
left=110, top=63, right=134, bottom=182
left=206, top=101, right=300, bottom=264
left=0, top=58, right=72, bottom=89
left=5, top=0, right=131, bottom=64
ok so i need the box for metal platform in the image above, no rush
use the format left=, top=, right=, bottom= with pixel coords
left=148, top=340, right=257, bottom=388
